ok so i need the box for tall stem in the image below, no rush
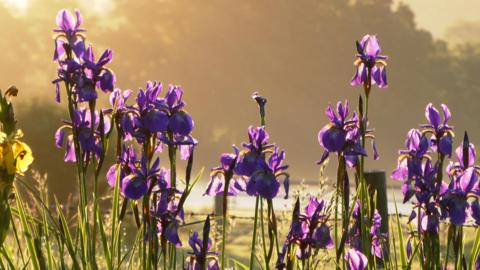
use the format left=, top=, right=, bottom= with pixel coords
left=260, top=199, right=270, bottom=270
left=249, top=197, right=260, bottom=269
left=221, top=171, right=233, bottom=269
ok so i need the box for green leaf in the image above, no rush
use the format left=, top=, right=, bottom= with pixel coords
left=392, top=194, right=407, bottom=269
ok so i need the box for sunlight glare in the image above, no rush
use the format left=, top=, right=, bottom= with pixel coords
left=1, top=0, right=30, bottom=15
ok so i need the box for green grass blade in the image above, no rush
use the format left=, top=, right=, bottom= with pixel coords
left=55, top=197, right=80, bottom=270
left=14, top=186, right=41, bottom=270
left=97, top=205, right=112, bottom=270
left=468, top=227, right=480, bottom=269
left=392, top=193, right=407, bottom=268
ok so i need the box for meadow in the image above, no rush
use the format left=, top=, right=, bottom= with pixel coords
left=0, top=7, right=479, bottom=270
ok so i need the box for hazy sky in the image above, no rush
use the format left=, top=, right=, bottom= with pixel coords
left=2, top=0, right=479, bottom=42
left=396, top=0, right=480, bottom=42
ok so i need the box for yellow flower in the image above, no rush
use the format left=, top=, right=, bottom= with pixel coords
left=0, top=130, right=33, bottom=175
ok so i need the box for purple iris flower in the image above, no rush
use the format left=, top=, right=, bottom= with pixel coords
left=109, top=88, right=132, bottom=111
left=120, top=155, right=160, bottom=200
left=149, top=166, right=185, bottom=247
left=185, top=216, right=220, bottom=270
left=55, top=107, right=111, bottom=162
left=282, top=197, right=333, bottom=260
left=204, top=148, right=246, bottom=196
left=117, top=82, right=197, bottom=146
left=421, top=103, right=454, bottom=157
left=235, top=126, right=272, bottom=177
left=348, top=201, right=387, bottom=258
left=54, top=9, right=84, bottom=37
left=317, top=101, right=369, bottom=167
left=162, top=85, right=194, bottom=136
left=53, top=9, right=85, bottom=61
left=351, top=34, right=388, bottom=89
left=392, top=129, right=430, bottom=182
left=106, top=145, right=137, bottom=188
left=345, top=249, right=368, bottom=270
left=246, top=146, right=289, bottom=199
left=78, top=45, right=116, bottom=97
left=131, top=81, right=169, bottom=139
left=441, top=141, right=480, bottom=225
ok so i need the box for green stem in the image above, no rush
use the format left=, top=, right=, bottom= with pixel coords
left=260, top=199, right=270, bottom=270
left=249, top=197, right=260, bottom=269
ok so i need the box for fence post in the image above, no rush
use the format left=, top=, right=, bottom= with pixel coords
left=365, top=170, right=389, bottom=257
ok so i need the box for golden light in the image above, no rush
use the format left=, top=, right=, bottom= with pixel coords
left=1, top=0, right=30, bottom=15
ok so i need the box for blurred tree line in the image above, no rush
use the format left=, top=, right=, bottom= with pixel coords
left=1, top=0, right=479, bottom=199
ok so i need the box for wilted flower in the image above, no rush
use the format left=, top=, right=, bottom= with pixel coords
left=351, top=34, right=388, bottom=89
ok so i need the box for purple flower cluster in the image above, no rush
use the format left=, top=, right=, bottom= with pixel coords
left=441, top=139, right=480, bottom=225
left=55, top=107, right=111, bottom=162
left=52, top=9, right=117, bottom=165
left=392, top=103, right=480, bottom=230
left=351, top=34, right=388, bottom=89
left=106, top=82, right=196, bottom=200
left=205, top=126, right=289, bottom=200
left=276, top=197, right=333, bottom=269
left=317, top=100, right=376, bottom=167
left=185, top=216, right=220, bottom=270
left=114, top=82, right=196, bottom=147
left=348, top=201, right=386, bottom=259
left=53, top=9, right=115, bottom=103
left=152, top=169, right=185, bottom=247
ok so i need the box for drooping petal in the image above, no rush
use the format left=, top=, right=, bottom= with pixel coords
left=143, top=110, right=169, bottom=133
left=55, top=82, right=61, bottom=103
left=98, top=70, right=116, bottom=92
left=169, top=111, right=194, bottom=136
left=55, top=127, right=65, bottom=148
left=313, top=223, right=333, bottom=249
left=372, top=140, right=379, bottom=160
left=64, top=137, right=76, bottom=162
left=251, top=171, right=280, bottom=199
left=438, top=135, right=453, bottom=157
left=318, top=125, right=346, bottom=152
left=121, top=175, right=148, bottom=200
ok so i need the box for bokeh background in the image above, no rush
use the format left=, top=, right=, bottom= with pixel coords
left=1, top=0, right=480, bottom=202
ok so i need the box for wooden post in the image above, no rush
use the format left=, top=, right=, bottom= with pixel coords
left=365, top=170, right=389, bottom=257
